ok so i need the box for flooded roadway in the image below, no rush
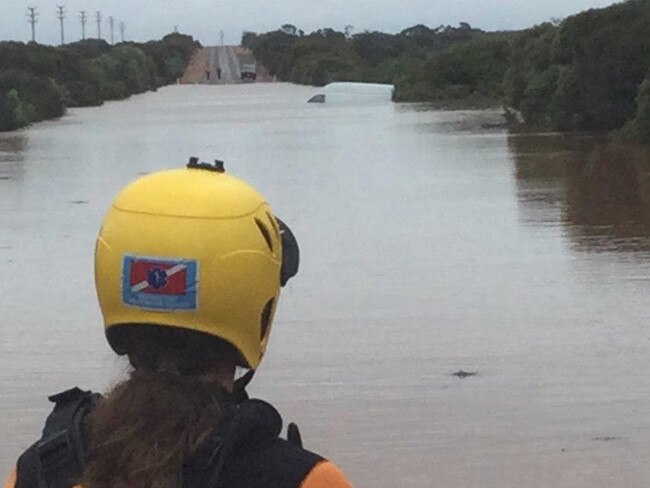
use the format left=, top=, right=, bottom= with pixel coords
left=2, top=84, right=650, bottom=487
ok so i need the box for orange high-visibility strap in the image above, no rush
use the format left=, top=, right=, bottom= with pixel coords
left=300, top=461, right=352, bottom=488
left=2, top=468, right=16, bottom=488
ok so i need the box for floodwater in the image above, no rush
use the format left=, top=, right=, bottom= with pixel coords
left=2, top=84, right=650, bottom=487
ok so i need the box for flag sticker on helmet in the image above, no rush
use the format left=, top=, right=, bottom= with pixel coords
left=121, top=256, right=198, bottom=311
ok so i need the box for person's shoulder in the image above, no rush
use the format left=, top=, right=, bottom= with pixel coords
left=300, top=461, right=352, bottom=488
left=8, top=388, right=98, bottom=488
left=2, top=468, right=16, bottom=488
left=239, top=438, right=352, bottom=488
left=228, top=399, right=351, bottom=487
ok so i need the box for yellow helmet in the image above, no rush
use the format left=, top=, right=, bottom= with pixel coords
left=94, top=159, right=299, bottom=369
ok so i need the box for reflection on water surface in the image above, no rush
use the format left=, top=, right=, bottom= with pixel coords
left=511, top=133, right=650, bottom=254
left=0, top=134, right=27, bottom=181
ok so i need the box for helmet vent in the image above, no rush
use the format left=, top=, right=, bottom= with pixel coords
left=260, top=298, right=275, bottom=340
left=255, top=218, right=274, bottom=252
left=266, top=211, right=280, bottom=239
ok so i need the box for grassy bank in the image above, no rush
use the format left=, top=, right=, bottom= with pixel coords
left=0, top=33, right=200, bottom=132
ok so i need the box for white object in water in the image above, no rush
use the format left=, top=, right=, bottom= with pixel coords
left=308, top=82, right=395, bottom=104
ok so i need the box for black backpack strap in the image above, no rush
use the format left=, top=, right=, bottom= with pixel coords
left=15, top=444, right=40, bottom=488
left=181, top=399, right=241, bottom=488
left=183, top=399, right=319, bottom=488
left=36, top=387, right=99, bottom=488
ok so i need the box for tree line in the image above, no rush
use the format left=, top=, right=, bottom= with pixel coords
left=242, top=22, right=504, bottom=104
left=0, top=33, right=199, bottom=131
left=504, top=0, right=650, bottom=142
left=244, top=0, right=650, bottom=142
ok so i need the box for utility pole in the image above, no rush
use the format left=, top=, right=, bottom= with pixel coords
left=56, top=6, right=66, bottom=45
left=220, top=30, right=225, bottom=46
left=79, top=11, right=87, bottom=40
left=27, top=7, right=38, bottom=43
left=109, top=16, right=115, bottom=44
left=95, top=11, right=102, bottom=39
left=119, top=22, right=125, bottom=42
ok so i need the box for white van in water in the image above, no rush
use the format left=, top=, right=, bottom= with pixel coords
left=308, top=82, right=395, bottom=104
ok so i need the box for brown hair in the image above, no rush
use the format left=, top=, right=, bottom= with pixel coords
left=83, top=325, right=237, bottom=488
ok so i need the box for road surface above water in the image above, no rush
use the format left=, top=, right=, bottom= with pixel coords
left=1, top=84, right=650, bottom=487
left=180, top=46, right=262, bottom=84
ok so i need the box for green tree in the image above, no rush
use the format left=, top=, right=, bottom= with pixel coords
left=281, top=24, right=299, bottom=36
left=0, top=89, right=27, bottom=131
left=395, top=36, right=511, bottom=103
left=0, top=69, right=65, bottom=121
left=617, top=76, right=650, bottom=143
left=505, top=0, right=650, bottom=133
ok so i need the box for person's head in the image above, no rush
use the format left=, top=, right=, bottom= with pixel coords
left=94, top=159, right=299, bottom=381
left=84, top=160, right=299, bottom=488
left=83, top=326, right=236, bottom=488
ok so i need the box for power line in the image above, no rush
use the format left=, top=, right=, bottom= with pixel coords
left=56, top=5, right=66, bottom=45
left=95, top=11, right=102, bottom=39
left=119, top=22, right=126, bottom=42
left=26, top=7, right=39, bottom=43
left=79, top=11, right=87, bottom=40
left=109, top=16, right=115, bottom=44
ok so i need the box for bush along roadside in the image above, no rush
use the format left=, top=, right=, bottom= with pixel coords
left=0, top=32, right=200, bottom=132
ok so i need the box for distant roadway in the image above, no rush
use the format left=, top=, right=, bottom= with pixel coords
left=217, top=46, right=241, bottom=84
left=180, top=46, right=266, bottom=85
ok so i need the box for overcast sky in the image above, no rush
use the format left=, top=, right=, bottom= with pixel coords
left=0, top=0, right=621, bottom=46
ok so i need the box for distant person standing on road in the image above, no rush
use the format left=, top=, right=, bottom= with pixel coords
left=3, top=159, right=352, bottom=488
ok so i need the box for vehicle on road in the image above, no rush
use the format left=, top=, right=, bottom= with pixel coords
left=241, top=63, right=257, bottom=81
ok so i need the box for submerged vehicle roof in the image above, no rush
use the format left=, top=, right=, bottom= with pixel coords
left=308, top=82, right=395, bottom=104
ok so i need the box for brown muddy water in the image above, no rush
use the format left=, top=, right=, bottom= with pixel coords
left=2, top=84, right=650, bottom=487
